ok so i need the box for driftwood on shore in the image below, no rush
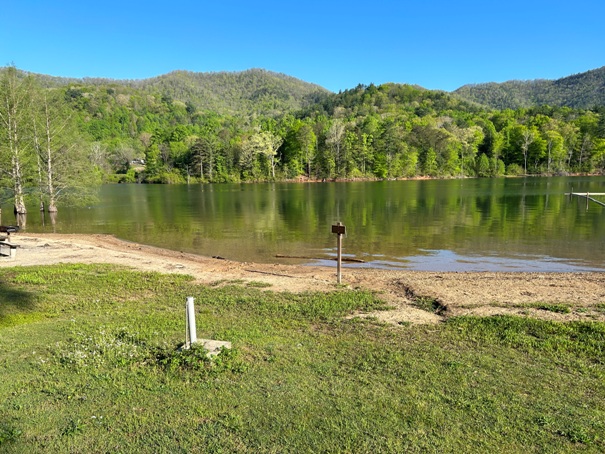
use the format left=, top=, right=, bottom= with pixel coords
left=275, top=254, right=365, bottom=263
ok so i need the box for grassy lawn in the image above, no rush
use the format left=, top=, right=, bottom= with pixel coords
left=0, top=264, right=604, bottom=453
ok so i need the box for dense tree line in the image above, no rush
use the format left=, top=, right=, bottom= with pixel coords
left=58, top=80, right=605, bottom=184
left=2, top=66, right=605, bottom=214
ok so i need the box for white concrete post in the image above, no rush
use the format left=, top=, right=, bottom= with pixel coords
left=186, top=296, right=197, bottom=346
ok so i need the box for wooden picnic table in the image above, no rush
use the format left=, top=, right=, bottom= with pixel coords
left=0, top=239, right=18, bottom=258
left=0, top=225, right=20, bottom=258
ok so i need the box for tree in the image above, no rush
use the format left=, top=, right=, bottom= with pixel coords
left=190, top=135, right=219, bottom=181
left=0, top=66, right=33, bottom=214
left=476, top=153, right=491, bottom=177
left=451, top=125, right=484, bottom=177
left=264, top=130, right=284, bottom=180
left=297, top=123, right=317, bottom=178
left=543, top=130, right=565, bottom=173
left=240, top=129, right=283, bottom=180
left=283, top=122, right=317, bottom=178
left=32, top=90, right=99, bottom=211
left=326, top=120, right=345, bottom=176
left=378, top=120, right=407, bottom=177
left=520, top=126, right=536, bottom=175
left=423, top=148, right=438, bottom=176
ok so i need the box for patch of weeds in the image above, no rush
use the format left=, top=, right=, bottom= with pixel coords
left=156, top=344, right=247, bottom=376
left=54, top=326, right=151, bottom=369
left=595, top=303, right=605, bottom=314
left=62, top=419, right=85, bottom=437
left=209, top=279, right=245, bottom=287
left=532, top=303, right=572, bottom=314
left=402, top=285, right=447, bottom=315
left=556, top=426, right=592, bottom=444
left=537, top=415, right=595, bottom=444
left=246, top=281, right=272, bottom=288
left=413, top=296, right=447, bottom=315
left=0, top=425, right=22, bottom=446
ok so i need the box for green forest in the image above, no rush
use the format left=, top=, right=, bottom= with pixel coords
left=1, top=65, right=605, bottom=212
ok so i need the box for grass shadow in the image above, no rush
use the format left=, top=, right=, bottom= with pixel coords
left=0, top=278, right=36, bottom=327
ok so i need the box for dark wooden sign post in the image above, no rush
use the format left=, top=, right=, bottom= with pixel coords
left=331, top=222, right=346, bottom=284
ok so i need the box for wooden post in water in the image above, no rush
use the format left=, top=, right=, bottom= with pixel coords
left=332, top=222, right=346, bottom=284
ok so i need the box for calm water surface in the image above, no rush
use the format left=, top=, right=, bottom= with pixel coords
left=4, top=176, right=605, bottom=272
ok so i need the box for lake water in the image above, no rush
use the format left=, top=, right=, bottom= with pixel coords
left=3, top=176, right=605, bottom=272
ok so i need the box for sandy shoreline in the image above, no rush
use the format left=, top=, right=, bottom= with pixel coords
left=1, top=233, right=604, bottom=324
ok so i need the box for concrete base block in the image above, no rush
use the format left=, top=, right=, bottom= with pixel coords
left=181, top=339, right=232, bottom=357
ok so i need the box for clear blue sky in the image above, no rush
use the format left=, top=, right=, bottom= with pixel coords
left=1, top=0, right=604, bottom=93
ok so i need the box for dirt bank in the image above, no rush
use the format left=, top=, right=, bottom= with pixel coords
left=2, top=234, right=604, bottom=324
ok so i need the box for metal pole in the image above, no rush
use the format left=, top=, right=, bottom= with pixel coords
left=186, top=296, right=197, bottom=346
left=336, top=222, right=342, bottom=284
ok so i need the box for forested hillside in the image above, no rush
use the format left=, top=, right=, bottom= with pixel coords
left=30, top=68, right=329, bottom=117
left=2, top=65, right=605, bottom=213
left=454, top=66, right=605, bottom=110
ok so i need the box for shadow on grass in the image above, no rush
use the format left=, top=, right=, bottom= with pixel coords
left=0, top=279, right=36, bottom=327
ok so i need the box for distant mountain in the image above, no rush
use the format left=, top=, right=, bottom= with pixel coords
left=9, top=65, right=605, bottom=114
left=453, top=66, right=605, bottom=109
left=133, top=69, right=329, bottom=116
left=18, top=68, right=330, bottom=117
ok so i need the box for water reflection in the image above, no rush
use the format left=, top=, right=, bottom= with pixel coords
left=2, top=176, right=605, bottom=272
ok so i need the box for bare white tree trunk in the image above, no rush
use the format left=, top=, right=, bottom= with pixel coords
left=43, top=99, right=58, bottom=212
left=0, top=67, right=30, bottom=214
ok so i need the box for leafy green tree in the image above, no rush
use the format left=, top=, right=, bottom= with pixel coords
left=423, top=148, right=438, bottom=176
left=505, top=124, right=537, bottom=175
left=377, top=120, right=407, bottom=178
left=589, top=138, right=605, bottom=172
left=144, top=144, right=162, bottom=179
left=476, top=153, right=491, bottom=177
left=190, top=135, right=219, bottom=181
left=240, top=129, right=283, bottom=180
left=355, top=132, right=373, bottom=176
left=527, top=133, right=546, bottom=173
left=451, top=125, right=484, bottom=177
left=543, top=130, right=565, bottom=173
left=326, top=120, right=345, bottom=176
left=281, top=120, right=316, bottom=178
left=297, top=123, right=317, bottom=178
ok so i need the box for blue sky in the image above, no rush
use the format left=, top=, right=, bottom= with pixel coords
left=1, top=0, right=604, bottom=92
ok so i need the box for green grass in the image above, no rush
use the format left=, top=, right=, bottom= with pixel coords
left=0, top=264, right=604, bottom=452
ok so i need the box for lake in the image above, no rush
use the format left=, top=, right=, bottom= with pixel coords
left=3, top=176, right=605, bottom=272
